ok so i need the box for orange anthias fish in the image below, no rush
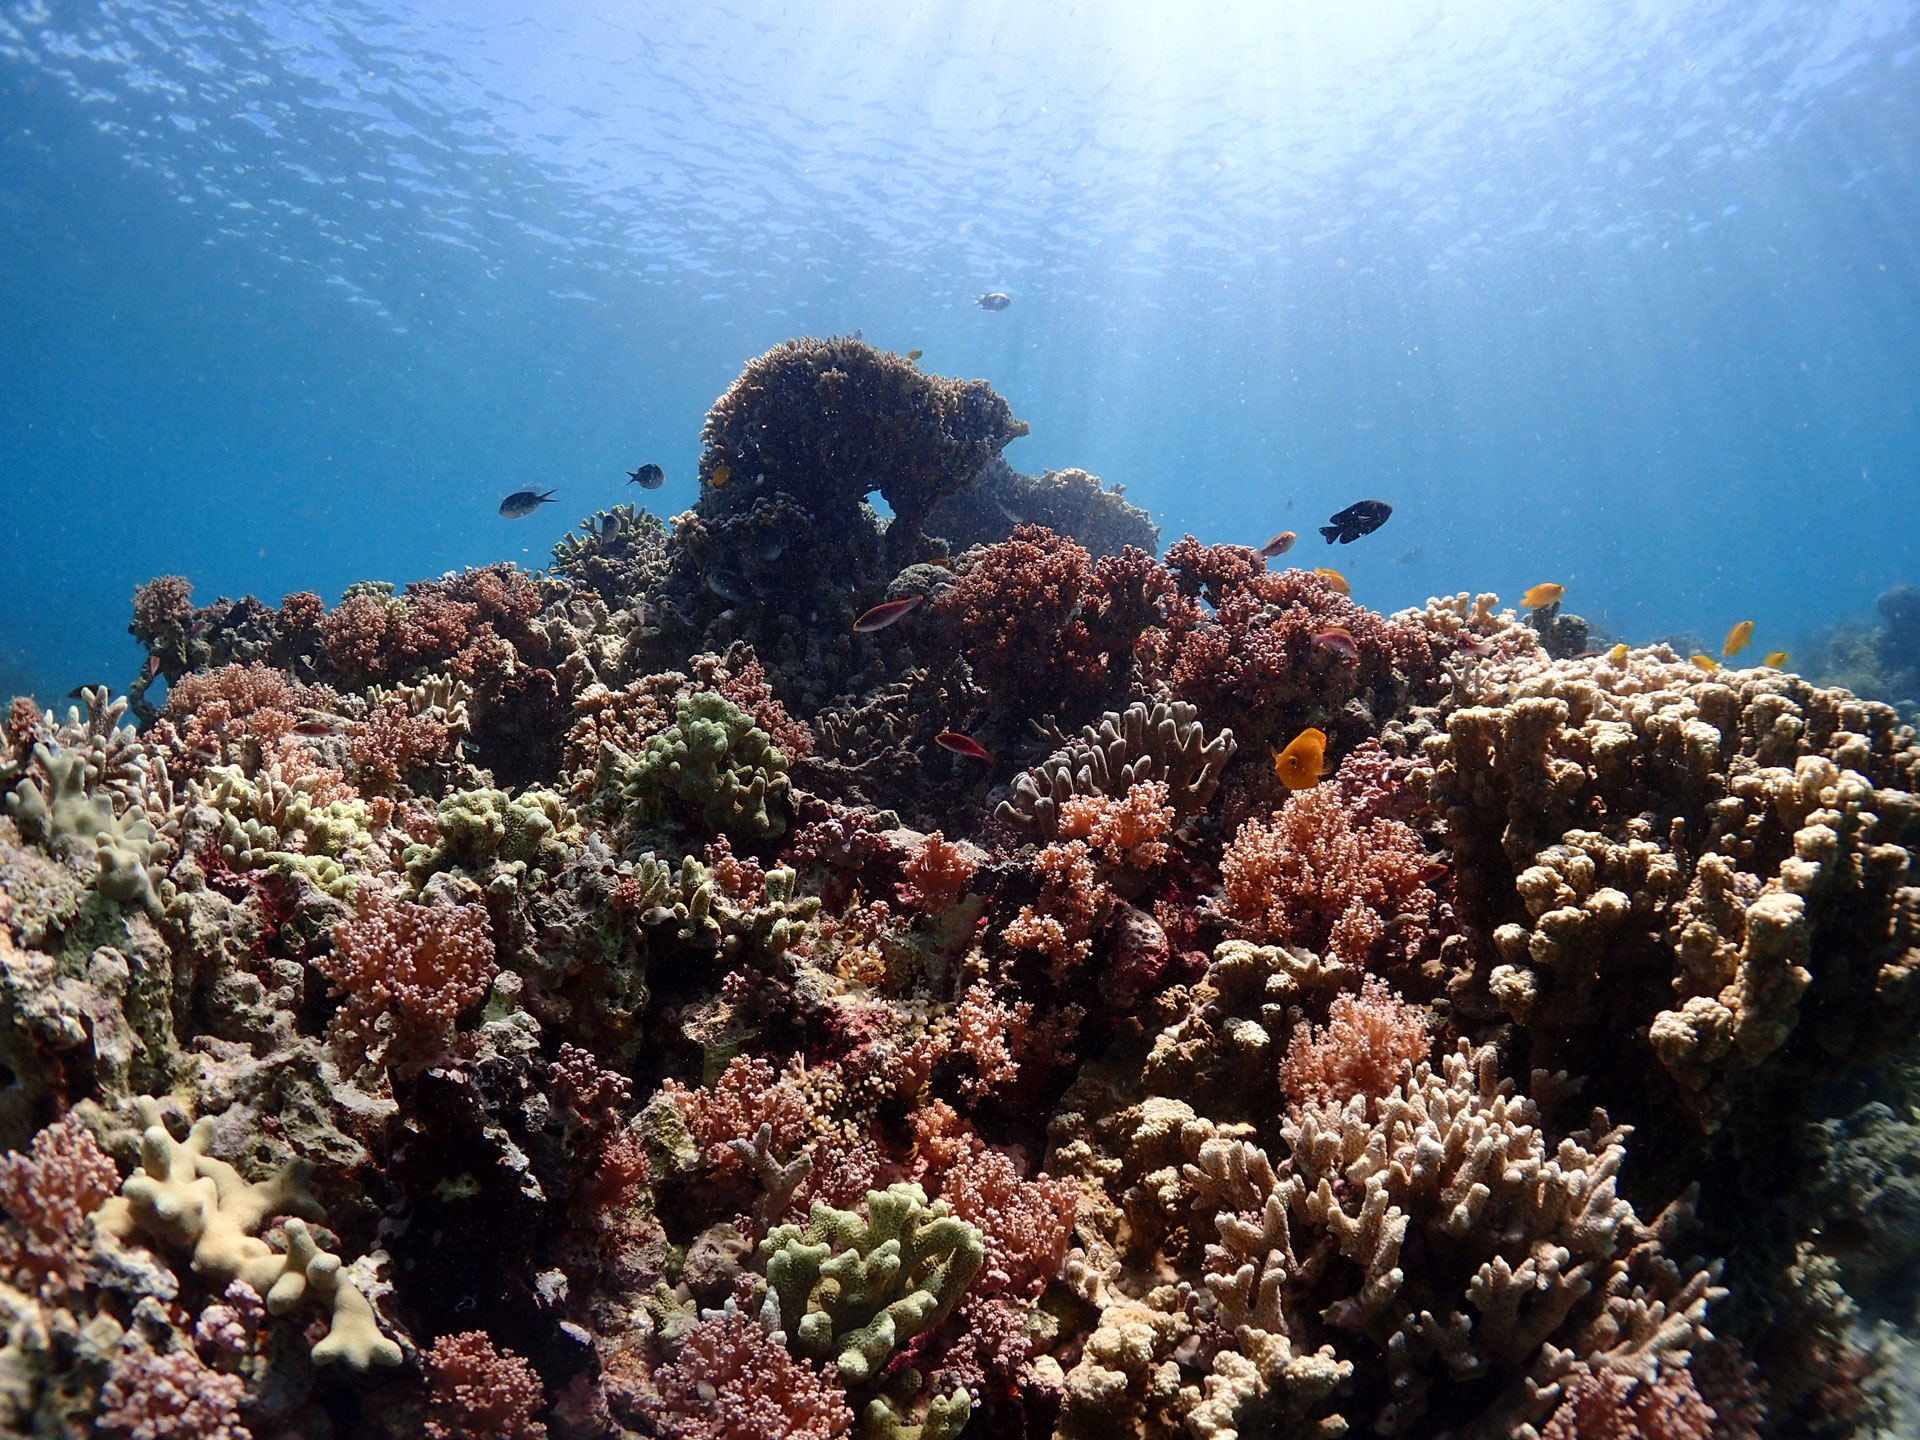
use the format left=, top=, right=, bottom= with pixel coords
left=853, top=595, right=923, bottom=633
left=1521, top=582, right=1564, bottom=610
left=1313, top=568, right=1349, bottom=596
left=1721, top=620, right=1754, bottom=658
left=1271, top=727, right=1328, bottom=790
left=1763, top=650, right=1789, bottom=669
left=1691, top=654, right=1718, bottom=672
left=1311, top=625, right=1359, bottom=663
left=1259, top=531, right=1297, bottom=558
left=935, top=732, right=993, bottom=762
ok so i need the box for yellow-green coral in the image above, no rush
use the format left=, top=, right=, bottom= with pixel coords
left=93, top=1100, right=402, bottom=1371
left=600, top=691, right=789, bottom=838
left=4, top=747, right=168, bottom=911
left=403, top=785, right=579, bottom=893
left=761, top=1182, right=983, bottom=1385
left=194, top=765, right=377, bottom=900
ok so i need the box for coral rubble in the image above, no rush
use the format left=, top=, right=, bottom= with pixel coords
left=2, top=337, right=1916, bottom=1438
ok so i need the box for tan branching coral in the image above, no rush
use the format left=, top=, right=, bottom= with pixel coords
left=94, top=1100, right=402, bottom=1370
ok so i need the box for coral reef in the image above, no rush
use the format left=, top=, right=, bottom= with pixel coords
left=4, top=337, right=1917, bottom=1439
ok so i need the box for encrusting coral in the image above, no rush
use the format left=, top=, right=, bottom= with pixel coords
left=4, top=334, right=1917, bottom=1438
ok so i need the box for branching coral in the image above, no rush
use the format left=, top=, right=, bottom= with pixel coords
left=97, top=1343, right=253, bottom=1440
left=0, top=1116, right=120, bottom=1301
left=600, top=691, right=790, bottom=839
left=1279, top=974, right=1431, bottom=1110
left=94, top=1099, right=402, bottom=1370
left=645, top=1311, right=852, bottom=1440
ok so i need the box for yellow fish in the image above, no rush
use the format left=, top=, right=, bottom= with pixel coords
left=708, top=463, right=732, bottom=489
left=1271, top=727, right=1328, bottom=790
left=1690, top=655, right=1718, bottom=672
left=1763, top=650, right=1788, bottom=669
left=1608, top=643, right=1629, bottom=665
left=1313, top=568, right=1350, bottom=596
left=1521, top=582, right=1565, bottom=610
left=1721, top=620, right=1753, bottom=658
left=907, top=349, right=923, bottom=361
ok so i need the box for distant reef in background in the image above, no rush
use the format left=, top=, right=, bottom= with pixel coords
left=1, top=336, right=1918, bottom=1440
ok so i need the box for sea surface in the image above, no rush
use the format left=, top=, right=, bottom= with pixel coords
left=1, top=0, right=1916, bottom=697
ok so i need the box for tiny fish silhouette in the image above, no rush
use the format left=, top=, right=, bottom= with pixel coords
left=1394, top=544, right=1423, bottom=565
left=907, top=349, right=923, bottom=360
left=1721, top=620, right=1753, bottom=658
left=499, top=489, right=557, bottom=518
left=1521, top=582, right=1564, bottom=610
left=1320, top=499, right=1391, bottom=544
left=627, top=463, right=665, bottom=489
left=1259, top=531, right=1296, bottom=558
left=976, top=291, right=1012, bottom=311
left=1271, top=727, right=1328, bottom=790
left=935, top=732, right=993, bottom=761
left=1313, top=567, right=1349, bottom=596
left=853, top=596, right=922, bottom=633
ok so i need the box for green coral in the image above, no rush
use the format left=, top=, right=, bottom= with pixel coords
left=197, top=766, right=375, bottom=901
left=761, top=1183, right=983, bottom=1385
left=404, top=785, right=579, bottom=894
left=4, top=746, right=167, bottom=911
left=602, top=692, right=789, bottom=838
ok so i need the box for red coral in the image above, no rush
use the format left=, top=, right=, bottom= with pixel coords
left=131, top=575, right=197, bottom=642
left=425, top=1330, right=549, bottom=1440
left=549, top=1044, right=647, bottom=1207
left=1055, top=780, right=1174, bottom=870
left=1217, top=757, right=1435, bottom=970
left=5, top=696, right=41, bottom=750
left=936, top=526, right=1165, bottom=710
left=899, top=831, right=976, bottom=913
left=709, top=652, right=813, bottom=761
left=274, top=590, right=325, bottom=652
left=0, top=1116, right=121, bottom=1301
left=161, top=662, right=307, bottom=776
left=951, top=982, right=1081, bottom=1101
left=1540, top=1365, right=1715, bottom=1440
left=319, top=889, right=497, bottom=1071
left=939, top=1144, right=1077, bottom=1299
left=98, top=1345, right=252, bottom=1440
left=645, top=1312, right=851, bottom=1440
left=662, top=1055, right=813, bottom=1173
left=1280, top=976, right=1432, bottom=1110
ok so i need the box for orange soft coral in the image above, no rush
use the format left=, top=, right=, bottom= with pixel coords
left=899, top=830, right=976, bottom=914
left=1055, top=779, right=1174, bottom=870
left=1280, top=976, right=1432, bottom=1110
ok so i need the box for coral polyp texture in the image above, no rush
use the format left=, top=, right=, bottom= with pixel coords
left=0, top=338, right=1915, bottom=1438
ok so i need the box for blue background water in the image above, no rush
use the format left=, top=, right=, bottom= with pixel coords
left=2, top=0, right=1916, bottom=702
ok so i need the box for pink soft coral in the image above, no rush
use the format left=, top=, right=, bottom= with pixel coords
left=0, top=1116, right=120, bottom=1301
left=425, top=1330, right=549, bottom=1440
left=319, top=888, right=497, bottom=1071
left=97, top=1346, right=252, bottom=1440
left=1217, top=767, right=1434, bottom=970
left=661, top=1055, right=813, bottom=1174
left=645, top=1312, right=851, bottom=1440
left=1280, top=976, right=1432, bottom=1110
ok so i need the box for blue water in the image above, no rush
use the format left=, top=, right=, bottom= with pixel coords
left=2, top=0, right=1917, bottom=700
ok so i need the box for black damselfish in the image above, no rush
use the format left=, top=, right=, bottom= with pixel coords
left=1320, top=499, right=1392, bottom=544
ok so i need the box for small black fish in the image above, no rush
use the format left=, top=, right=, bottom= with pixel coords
left=1320, top=499, right=1392, bottom=544
left=627, top=463, right=664, bottom=489
left=976, top=291, right=1012, bottom=311
left=499, top=488, right=557, bottom=518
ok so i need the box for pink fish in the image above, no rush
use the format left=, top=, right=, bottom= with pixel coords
left=1311, top=625, right=1359, bottom=663
left=853, top=596, right=923, bottom=633
left=935, top=732, right=993, bottom=762
left=1259, top=531, right=1297, bottom=559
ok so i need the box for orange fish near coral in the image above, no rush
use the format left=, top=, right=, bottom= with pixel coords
left=853, top=596, right=922, bottom=633
left=1763, top=650, right=1789, bottom=669
left=1271, top=727, right=1327, bottom=790
left=1313, top=568, right=1349, bottom=596
left=1690, top=654, right=1718, bottom=672
left=707, top=463, right=733, bottom=489
left=1608, top=643, right=1629, bottom=665
left=1522, top=582, right=1564, bottom=610
left=935, top=732, right=993, bottom=762
left=1311, top=625, right=1359, bottom=663
left=1259, top=531, right=1297, bottom=558
left=1722, top=620, right=1754, bottom=658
